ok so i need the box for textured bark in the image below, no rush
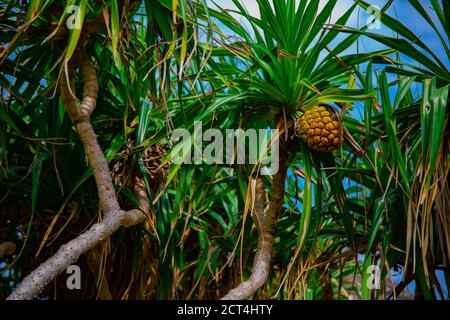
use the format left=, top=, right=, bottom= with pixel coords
left=75, top=120, right=121, bottom=214
left=87, top=176, right=150, bottom=300
left=7, top=210, right=124, bottom=300
left=0, top=241, right=16, bottom=259
left=6, top=50, right=147, bottom=300
left=60, top=56, right=120, bottom=215
left=221, top=123, right=288, bottom=300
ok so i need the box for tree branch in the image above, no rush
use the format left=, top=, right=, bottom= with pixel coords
left=6, top=49, right=147, bottom=300
left=60, top=54, right=120, bottom=215
left=221, top=122, right=288, bottom=300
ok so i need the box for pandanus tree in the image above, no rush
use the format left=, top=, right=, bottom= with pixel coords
left=0, top=0, right=207, bottom=299
left=180, top=0, right=387, bottom=299
left=0, top=0, right=449, bottom=300
left=166, top=0, right=450, bottom=299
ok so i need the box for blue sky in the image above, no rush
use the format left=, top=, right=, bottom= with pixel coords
left=209, top=0, right=449, bottom=68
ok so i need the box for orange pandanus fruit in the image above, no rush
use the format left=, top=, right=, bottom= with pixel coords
left=296, top=105, right=343, bottom=152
